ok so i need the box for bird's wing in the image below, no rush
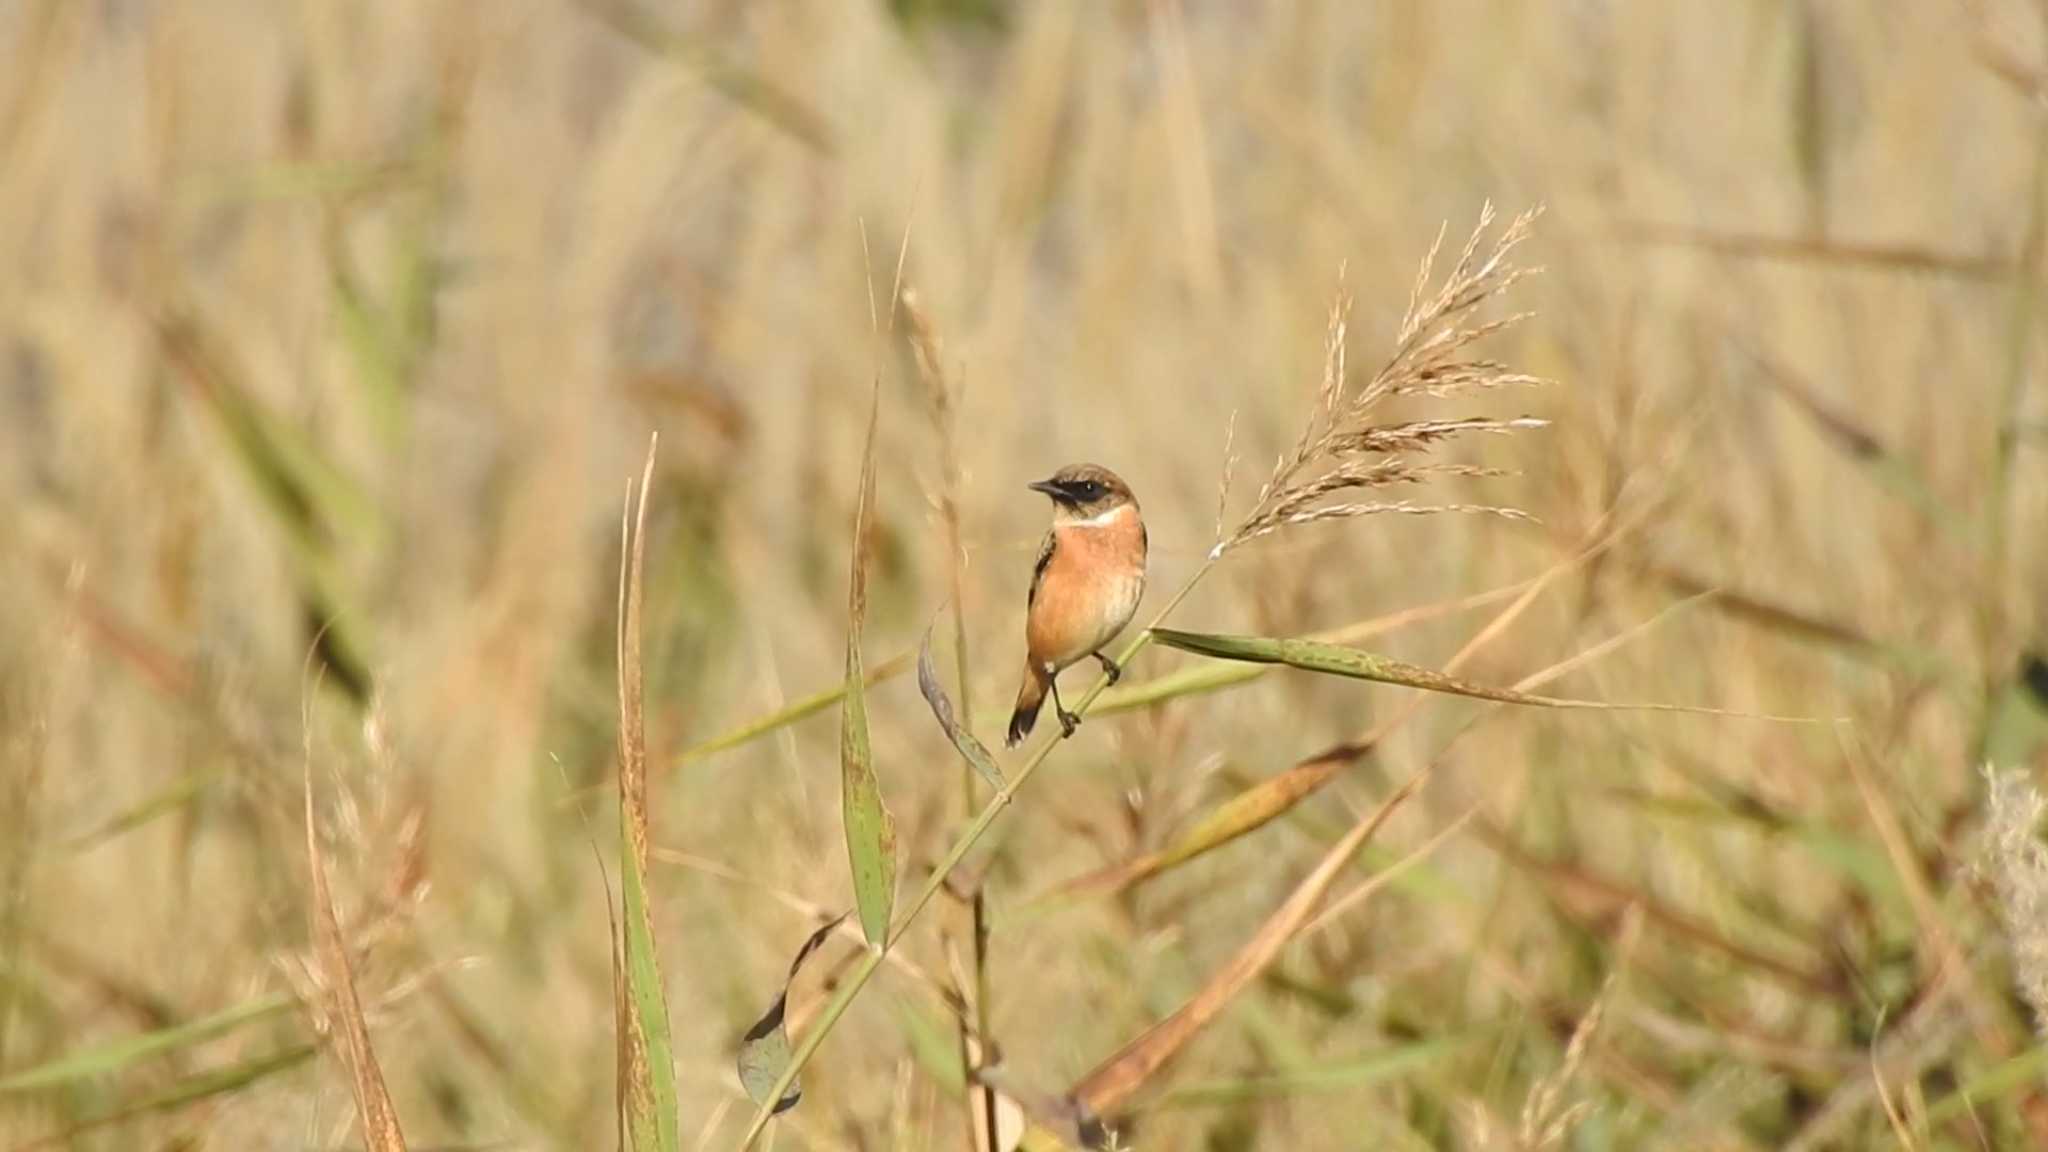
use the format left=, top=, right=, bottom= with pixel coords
left=1026, top=530, right=1056, bottom=609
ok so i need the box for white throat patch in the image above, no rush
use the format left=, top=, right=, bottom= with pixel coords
left=1063, top=503, right=1132, bottom=529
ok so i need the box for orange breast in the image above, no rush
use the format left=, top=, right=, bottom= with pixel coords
left=1026, top=510, right=1147, bottom=669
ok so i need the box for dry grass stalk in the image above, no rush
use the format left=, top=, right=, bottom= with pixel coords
left=1516, top=905, right=1639, bottom=1150
left=301, top=702, right=408, bottom=1150
left=901, top=283, right=1002, bottom=1152
left=1223, top=204, right=1548, bottom=555
left=1212, top=409, right=1239, bottom=550
left=1868, top=1007, right=1920, bottom=1150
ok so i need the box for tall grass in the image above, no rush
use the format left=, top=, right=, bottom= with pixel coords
left=3, top=3, right=2047, bottom=1150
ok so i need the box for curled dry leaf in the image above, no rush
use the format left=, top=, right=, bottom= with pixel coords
left=918, top=621, right=1004, bottom=791
left=737, top=912, right=849, bottom=1116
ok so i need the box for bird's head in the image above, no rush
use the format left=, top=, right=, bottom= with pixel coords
left=1029, top=464, right=1137, bottom=525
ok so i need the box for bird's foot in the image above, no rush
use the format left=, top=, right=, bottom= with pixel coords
left=1095, top=653, right=1122, bottom=685
left=1056, top=708, right=1081, bottom=738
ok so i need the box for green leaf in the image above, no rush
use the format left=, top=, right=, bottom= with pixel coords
left=842, top=385, right=897, bottom=947
left=917, top=623, right=1004, bottom=791
left=738, top=914, right=847, bottom=1115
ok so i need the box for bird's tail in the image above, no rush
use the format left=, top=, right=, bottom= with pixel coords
left=1007, top=663, right=1048, bottom=747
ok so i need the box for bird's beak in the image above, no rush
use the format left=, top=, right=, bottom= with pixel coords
left=1027, top=478, right=1063, bottom=498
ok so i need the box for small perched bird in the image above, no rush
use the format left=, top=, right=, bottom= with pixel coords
left=1007, top=464, right=1148, bottom=746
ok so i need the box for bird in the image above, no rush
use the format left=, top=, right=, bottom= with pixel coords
left=1006, top=463, right=1148, bottom=747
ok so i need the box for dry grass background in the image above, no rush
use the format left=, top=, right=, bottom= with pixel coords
left=5, top=0, right=2048, bottom=1148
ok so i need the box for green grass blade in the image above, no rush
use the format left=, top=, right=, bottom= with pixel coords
left=24, top=1043, right=319, bottom=1147
left=1093, top=658, right=1268, bottom=715
left=64, top=769, right=223, bottom=851
left=842, top=384, right=897, bottom=947
left=673, top=650, right=914, bottom=767
left=1147, top=1037, right=1465, bottom=1108
left=1922, top=1046, right=2048, bottom=1126
left=0, top=994, right=292, bottom=1092
left=158, top=310, right=380, bottom=701
left=893, top=996, right=966, bottom=1094
left=618, top=845, right=679, bottom=1152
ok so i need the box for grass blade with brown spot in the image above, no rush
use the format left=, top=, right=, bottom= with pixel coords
left=304, top=740, right=407, bottom=1149
left=918, top=623, right=1003, bottom=791
left=1149, top=629, right=1804, bottom=718
left=737, top=913, right=847, bottom=1116
left=1092, top=580, right=1530, bottom=716
left=842, top=384, right=897, bottom=946
left=615, top=439, right=680, bottom=1152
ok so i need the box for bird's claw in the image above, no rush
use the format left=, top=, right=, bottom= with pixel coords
left=1056, top=708, right=1081, bottom=738
left=1095, top=653, right=1122, bottom=684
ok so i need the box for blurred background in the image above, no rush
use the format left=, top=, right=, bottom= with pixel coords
left=5, top=1, right=2048, bottom=1148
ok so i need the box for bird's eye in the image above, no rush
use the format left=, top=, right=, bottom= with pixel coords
left=1080, top=481, right=1101, bottom=498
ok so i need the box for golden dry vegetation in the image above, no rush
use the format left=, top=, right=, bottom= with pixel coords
left=5, top=2, right=2048, bottom=1149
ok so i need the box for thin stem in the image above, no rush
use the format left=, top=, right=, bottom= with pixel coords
left=944, top=463, right=997, bottom=1150
left=970, top=886, right=997, bottom=1152
left=736, top=564, right=1215, bottom=1149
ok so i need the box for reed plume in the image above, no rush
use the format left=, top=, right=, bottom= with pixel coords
left=1221, top=203, right=1550, bottom=555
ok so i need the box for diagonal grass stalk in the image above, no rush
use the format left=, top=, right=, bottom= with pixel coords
left=735, top=564, right=1216, bottom=1148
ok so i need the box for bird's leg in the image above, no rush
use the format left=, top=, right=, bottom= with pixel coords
left=1048, top=675, right=1081, bottom=738
left=1093, top=651, right=1122, bottom=685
